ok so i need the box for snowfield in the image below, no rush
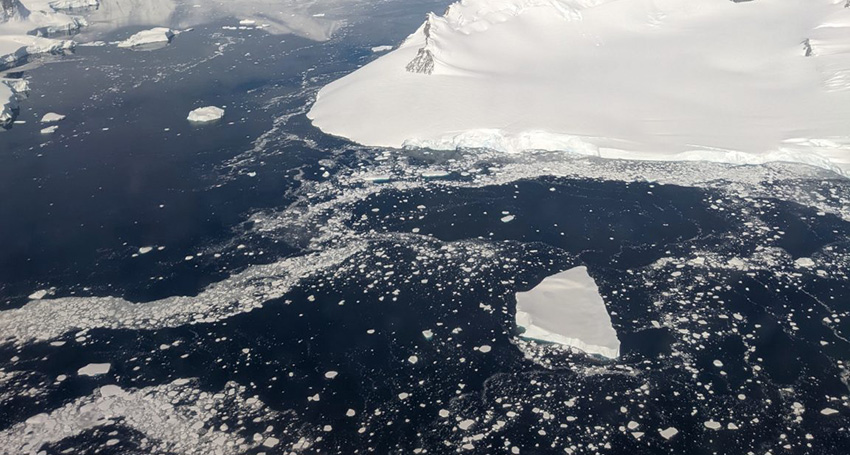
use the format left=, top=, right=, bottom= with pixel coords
left=309, top=0, right=850, bottom=174
left=515, top=266, right=620, bottom=359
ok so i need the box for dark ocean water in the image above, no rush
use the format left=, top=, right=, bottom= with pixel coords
left=1, top=2, right=850, bottom=455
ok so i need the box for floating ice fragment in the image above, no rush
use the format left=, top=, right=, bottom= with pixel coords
left=40, top=112, right=65, bottom=123
left=795, top=257, right=816, bottom=268
left=78, top=363, right=111, bottom=376
left=659, top=427, right=678, bottom=440
left=703, top=420, right=722, bottom=430
left=28, top=289, right=49, bottom=300
left=188, top=106, right=225, bottom=123
left=515, top=266, right=619, bottom=358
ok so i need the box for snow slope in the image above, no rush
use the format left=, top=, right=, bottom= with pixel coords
left=309, top=0, right=850, bottom=174
left=515, top=266, right=620, bottom=359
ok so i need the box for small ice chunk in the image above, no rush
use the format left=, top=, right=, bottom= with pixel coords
left=795, top=257, right=815, bottom=268
left=659, top=427, right=679, bottom=440
left=478, top=345, right=492, bottom=353
left=40, top=112, right=66, bottom=123
left=99, top=385, right=125, bottom=397
left=703, top=420, right=722, bottom=430
left=138, top=246, right=154, bottom=254
left=262, top=437, right=279, bottom=448
left=28, top=289, right=50, bottom=300
left=40, top=126, right=58, bottom=134
left=820, top=408, right=839, bottom=416
left=371, top=45, right=393, bottom=53
left=458, top=419, right=475, bottom=430
left=422, top=329, right=434, bottom=340
left=346, top=409, right=356, bottom=417
left=501, top=215, right=515, bottom=223
left=407, top=355, right=419, bottom=364
left=324, top=371, right=338, bottom=379
left=188, top=106, right=225, bottom=123
left=78, top=363, right=111, bottom=376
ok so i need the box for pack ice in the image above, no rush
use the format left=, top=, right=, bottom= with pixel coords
left=515, top=266, right=620, bottom=359
left=309, top=0, right=850, bottom=175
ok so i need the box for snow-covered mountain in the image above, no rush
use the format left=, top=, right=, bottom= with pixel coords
left=1, top=0, right=28, bottom=23
left=309, top=0, right=850, bottom=174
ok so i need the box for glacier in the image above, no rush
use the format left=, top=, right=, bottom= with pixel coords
left=515, top=266, right=620, bottom=359
left=309, top=0, right=850, bottom=174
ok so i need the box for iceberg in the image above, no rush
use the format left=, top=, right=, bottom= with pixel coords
left=0, top=34, right=74, bottom=69
left=0, top=81, right=14, bottom=126
left=39, top=111, right=64, bottom=122
left=116, top=26, right=174, bottom=49
left=515, top=266, right=620, bottom=359
left=187, top=105, right=224, bottom=123
left=309, top=0, right=850, bottom=174
left=0, top=77, right=27, bottom=126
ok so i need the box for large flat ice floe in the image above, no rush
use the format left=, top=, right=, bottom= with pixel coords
left=515, top=266, right=620, bottom=359
left=309, top=0, right=850, bottom=175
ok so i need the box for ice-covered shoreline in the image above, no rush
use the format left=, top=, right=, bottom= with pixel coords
left=309, top=0, right=850, bottom=175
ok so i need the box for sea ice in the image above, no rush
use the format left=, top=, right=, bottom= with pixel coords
left=309, top=0, right=850, bottom=175
left=514, top=266, right=619, bottom=358
left=187, top=106, right=225, bottom=123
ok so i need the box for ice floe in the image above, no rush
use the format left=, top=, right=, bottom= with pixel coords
left=187, top=105, right=224, bottom=123
left=77, top=362, right=110, bottom=376
left=515, top=266, right=619, bottom=359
